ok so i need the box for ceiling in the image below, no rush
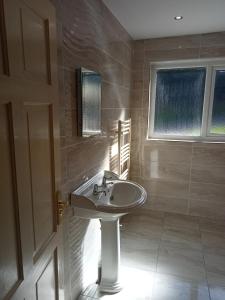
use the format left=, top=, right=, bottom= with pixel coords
left=103, top=0, right=225, bottom=40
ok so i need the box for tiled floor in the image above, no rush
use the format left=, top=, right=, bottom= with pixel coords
left=79, top=211, right=225, bottom=300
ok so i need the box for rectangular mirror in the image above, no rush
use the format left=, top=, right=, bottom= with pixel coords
left=76, top=67, right=102, bottom=137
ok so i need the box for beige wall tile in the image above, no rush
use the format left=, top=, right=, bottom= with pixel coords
left=200, top=47, right=225, bottom=58
left=54, top=0, right=133, bottom=298
left=201, top=32, right=225, bottom=48
left=189, top=199, right=225, bottom=220
left=192, top=145, right=225, bottom=166
left=143, top=143, right=192, bottom=164
left=191, top=164, right=225, bottom=184
left=144, top=35, right=201, bottom=51
left=130, top=89, right=143, bottom=108
left=131, top=32, right=225, bottom=221
left=143, top=161, right=190, bottom=182
left=145, top=48, right=200, bottom=62
left=101, top=82, right=130, bottom=109
left=148, top=195, right=189, bottom=215
left=190, top=182, right=225, bottom=204
left=147, top=179, right=189, bottom=198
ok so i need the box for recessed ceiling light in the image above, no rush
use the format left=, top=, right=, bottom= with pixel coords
left=174, top=16, right=183, bottom=21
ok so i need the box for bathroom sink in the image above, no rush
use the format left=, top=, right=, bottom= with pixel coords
left=71, top=171, right=147, bottom=220
left=71, top=171, right=147, bottom=294
left=98, top=180, right=146, bottom=209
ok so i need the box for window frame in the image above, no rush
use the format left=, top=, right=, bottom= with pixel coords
left=148, top=58, right=225, bottom=141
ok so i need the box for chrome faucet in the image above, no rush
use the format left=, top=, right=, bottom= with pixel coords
left=93, top=184, right=107, bottom=196
left=93, top=171, right=119, bottom=196
left=102, top=171, right=119, bottom=187
left=102, top=176, right=114, bottom=187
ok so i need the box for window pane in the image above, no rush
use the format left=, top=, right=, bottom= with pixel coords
left=210, top=70, right=225, bottom=135
left=154, top=68, right=206, bottom=136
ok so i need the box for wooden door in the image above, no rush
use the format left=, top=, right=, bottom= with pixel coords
left=0, top=0, right=64, bottom=299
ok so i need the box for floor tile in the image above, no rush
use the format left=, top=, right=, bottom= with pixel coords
left=206, top=271, right=225, bottom=288
left=204, top=253, right=225, bottom=276
left=161, top=227, right=202, bottom=251
left=199, top=218, right=225, bottom=234
left=164, top=213, right=199, bottom=232
left=157, top=244, right=206, bottom=280
left=205, top=253, right=225, bottom=286
left=81, top=268, right=155, bottom=299
left=121, top=231, right=159, bottom=272
left=152, top=273, right=210, bottom=300
left=121, top=212, right=164, bottom=240
left=209, top=285, right=225, bottom=300
left=201, top=231, right=225, bottom=256
left=79, top=212, right=225, bottom=300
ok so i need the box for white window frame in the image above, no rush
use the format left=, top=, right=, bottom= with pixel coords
left=148, top=58, right=225, bottom=142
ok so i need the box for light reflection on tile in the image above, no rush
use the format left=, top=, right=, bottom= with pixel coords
left=80, top=212, right=225, bottom=300
left=157, top=244, right=206, bottom=280
left=209, top=285, right=225, bottom=300
left=152, top=273, right=210, bottom=300
left=121, top=231, right=159, bottom=272
left=204, top=253, right=225, bottom=279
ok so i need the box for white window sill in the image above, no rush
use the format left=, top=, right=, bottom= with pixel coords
left=146, top=137, right=225, bottom=144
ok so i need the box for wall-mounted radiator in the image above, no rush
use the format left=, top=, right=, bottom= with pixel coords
left=117, top=119, right=131, bottom=180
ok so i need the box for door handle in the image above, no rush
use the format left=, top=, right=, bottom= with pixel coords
left=56, top=191, right=69, bottom=224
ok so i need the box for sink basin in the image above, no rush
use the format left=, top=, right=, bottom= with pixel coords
left=71, top=171, right=146, bottom=219
left=71, top=170, right=147, bottom=294
left=98, top=180, right=146, bottom=209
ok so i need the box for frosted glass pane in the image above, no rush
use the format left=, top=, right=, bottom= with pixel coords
left=154, top=68, right=206, bottom=136
left=210, top=70, right=225, bottom=135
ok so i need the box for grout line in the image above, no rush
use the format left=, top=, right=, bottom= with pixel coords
left=155, top=214, right=165, bottom=275
left=200, top=230, right=212, bottom=300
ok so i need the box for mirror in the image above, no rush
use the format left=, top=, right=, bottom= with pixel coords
left=76, top=67, right=102, bottom=137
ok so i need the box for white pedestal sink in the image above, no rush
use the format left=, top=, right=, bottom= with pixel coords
left=71, top=171, right=147, bottom=294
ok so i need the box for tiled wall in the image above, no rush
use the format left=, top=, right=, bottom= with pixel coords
left=51, top=0, right=132, bottom=299
left=131, top=32, right=225, bottom=220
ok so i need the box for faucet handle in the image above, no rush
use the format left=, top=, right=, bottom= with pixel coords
left=93, top=184, right=99, bottom=194
left=104, top=170, right=119, bottom=180
left=93, top=184, right=107, bottom=196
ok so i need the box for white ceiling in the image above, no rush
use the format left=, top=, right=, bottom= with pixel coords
left=103, top=0, right=225, bottom=40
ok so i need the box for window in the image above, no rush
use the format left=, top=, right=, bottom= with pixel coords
left=148, top=59, right=225, bottom=140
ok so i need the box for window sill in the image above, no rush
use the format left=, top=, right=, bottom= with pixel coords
left=146, top=137, right=225, bottom=144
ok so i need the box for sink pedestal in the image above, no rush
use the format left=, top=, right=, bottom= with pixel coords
left=71, top=170, right=147, bottom=295
left=99, top=218, right=122, bottom=293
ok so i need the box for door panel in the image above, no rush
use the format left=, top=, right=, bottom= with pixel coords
left=0, top=0, right=63, bottom=299
left=0, top=0, right=9, bottom=76
left=26, top=104, right=56, bottom=259
left=4, top=0, right=53, bottom=83
left=36, top=250, right=58, bottom=300
left=0, top=26, right=4, bottom=74
left=0, top=103, right=23, bottom=299
left=21, top=6, right=51, bottom=83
